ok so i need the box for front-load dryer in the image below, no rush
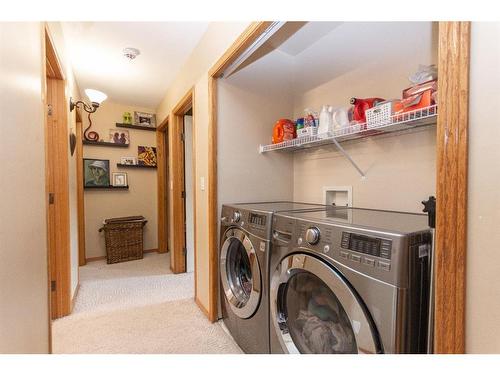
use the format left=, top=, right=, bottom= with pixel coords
left=269, top=207, right=432, bottom=354
left=218, top=202, right=327, bottom=353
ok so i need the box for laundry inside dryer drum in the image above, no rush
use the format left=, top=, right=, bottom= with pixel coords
left=226, top=238, right=253, bottom=303
left=284, top=271, right=357, bottom=354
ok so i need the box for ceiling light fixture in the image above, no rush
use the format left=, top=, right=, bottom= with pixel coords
left=123, top=47, right=141, bottom=60
left=69, top=88, right=107, bottom=113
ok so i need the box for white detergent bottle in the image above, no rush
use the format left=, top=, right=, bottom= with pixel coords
left=318, top=104, right=333, bottom=138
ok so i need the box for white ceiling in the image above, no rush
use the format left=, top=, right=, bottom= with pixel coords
left=61, top=22, right=209, bottom=108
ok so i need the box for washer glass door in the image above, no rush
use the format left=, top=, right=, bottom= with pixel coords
left=220, top=228, right=261, bottom=319
left=271, top=253, right=379, bottom=354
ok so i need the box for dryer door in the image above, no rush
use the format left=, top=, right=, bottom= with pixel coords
left=220, top=228, right=262, bottom=319
left=270, top=253, right=380, bottom=354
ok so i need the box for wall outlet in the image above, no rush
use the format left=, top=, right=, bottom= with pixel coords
left=323, top=186, right=353, bottom=207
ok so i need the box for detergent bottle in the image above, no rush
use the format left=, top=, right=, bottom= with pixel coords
left=350, top=97, right=385, bottom=123
left=317, top=105, right=333, bottom=138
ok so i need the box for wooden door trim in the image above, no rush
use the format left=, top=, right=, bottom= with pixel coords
left=157, top=116, right=169, bottom=254
left=43, top=26, right=71, bottom=322
left=169, top=88, right=194, bottom=274
left=76, top=109, right=86, bottom=266
left=207, top=22, right=272, bottom=321
left=434, top=21, right=470, bottom=354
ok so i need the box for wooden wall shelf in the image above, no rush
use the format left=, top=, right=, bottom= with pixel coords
left=83, top=140, right=129, bottom=148
left=115, top=123, right=157, bottom=132
left=116, top=163, right=157, bottom=169
left=84, top=186, right=129, bottom=190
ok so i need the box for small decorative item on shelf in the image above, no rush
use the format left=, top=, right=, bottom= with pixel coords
left=109, top=129, right=130, bottom=145
left=122, top=112, right=132, bottom=124
left=138, top=146, right=157, bottom=166
left=83, top=159, right=110, bottom=187
left=112, top=172, right=128, bottom=187
left=134, top=111, right=156, bottom=128
left=121, top=156, right=137, bottom=165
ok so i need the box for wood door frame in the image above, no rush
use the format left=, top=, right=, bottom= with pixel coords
left=170, top=89, right=195, bottom=274
left=434, top=21, right=470, bottom=353
left=206, top=21, right=470, bottom=353
left=75, top=108, right=86, bottom=266
left=43, top=25, right=71, bottom=321
left=157, top=116, right=169, bottom=255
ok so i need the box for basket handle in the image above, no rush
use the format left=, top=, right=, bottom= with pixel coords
left=98, top=226, right=104, bottom=232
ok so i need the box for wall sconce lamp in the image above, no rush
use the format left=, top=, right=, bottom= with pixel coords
left=70, top=89, right=108, bottom=142
left=69, top=88, right=107, bottom=113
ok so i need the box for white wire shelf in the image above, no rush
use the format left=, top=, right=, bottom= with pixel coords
left=259, top=105, right=437, bottom=153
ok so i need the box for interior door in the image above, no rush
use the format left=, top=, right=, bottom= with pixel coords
left=270, top=253, right=380, bottom=354
left=45, top=76, right=71, bottom=319
left=220, top=228, right=262, bottom=319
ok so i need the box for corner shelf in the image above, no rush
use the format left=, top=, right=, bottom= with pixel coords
left=115, top=123, right=157, bottom=132
left=83, top=140, right=129, bottom=148
left=84, top=185, right=129, bottom=190
left=259, top=105, right=438, bottom=153
left=116, top=163, right=157, bottom=169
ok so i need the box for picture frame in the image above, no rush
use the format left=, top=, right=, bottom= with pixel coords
left=121, top=156, right=137, bottom=165
left=109, top=129, right=130, bottom=144
left=112, top=172, right=128, bottom=187
left=138, top=146, right=157, bottom=166
left=134, top=111, right=156, bottom=128
left=83, top=158, right=110, bottom=187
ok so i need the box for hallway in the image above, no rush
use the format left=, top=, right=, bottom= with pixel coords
left=51, top=253, right=241, bottom=354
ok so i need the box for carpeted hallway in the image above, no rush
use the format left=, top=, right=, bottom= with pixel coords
left=51, top=252, right=242, bottom=354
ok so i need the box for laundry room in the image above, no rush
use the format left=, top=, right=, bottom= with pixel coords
left=217, top=22, right=438, bottom=212
left=216, top=21, right=439, bottom=354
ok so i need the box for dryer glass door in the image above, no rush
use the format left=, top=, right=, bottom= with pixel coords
left=220, top=228, right=262, bottom=319
left=271, top=253, right=379, bottom=354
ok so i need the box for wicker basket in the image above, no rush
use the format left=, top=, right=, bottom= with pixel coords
left=99, top=216, right=147, bottom=264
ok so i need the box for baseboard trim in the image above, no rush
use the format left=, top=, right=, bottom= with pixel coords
left=195, top=296, right=210, bottom=320
left=71, top=283, right=80, bottom=313
left=85, top=248, right=159, bottom=263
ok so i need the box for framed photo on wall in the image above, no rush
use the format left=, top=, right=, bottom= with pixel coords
left=134, top=111, right=156, bottom=128
left=109, top=129, right=130, bottom=144
left=121, top=156, right=137, bottom=165
left=83, top=159, right=110, bottom=187
left=112, top=172, right=128, bottom=187
left=138, top=146, right=157, bottom=166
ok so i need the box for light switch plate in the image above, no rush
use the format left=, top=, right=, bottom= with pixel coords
left=200, top=177, right=205, bottom=191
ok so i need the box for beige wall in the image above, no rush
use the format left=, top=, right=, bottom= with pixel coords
left=466, top=22, right=500, bottom=353
left=46, top=22, right=81, bottom=299
left=82, top=101, right=158, bottom=258
left=0, top=22, right=49, bottom=353
left=217, top=48, right=295, bottom=208
left=156, top=22, right=250, bottom=309
left=292, top=22, right=438, bottom=213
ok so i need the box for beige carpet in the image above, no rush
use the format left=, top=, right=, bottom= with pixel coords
left=52, top=253, right=242, bottom=354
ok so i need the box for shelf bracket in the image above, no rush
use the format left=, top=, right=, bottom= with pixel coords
left=331, top=137, right=366, bottom=178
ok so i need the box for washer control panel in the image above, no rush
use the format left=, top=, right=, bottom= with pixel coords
left=341, top=232, right=392, bottom=260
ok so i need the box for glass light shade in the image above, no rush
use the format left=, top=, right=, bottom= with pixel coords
left=85, top=89, right=107, bottom=104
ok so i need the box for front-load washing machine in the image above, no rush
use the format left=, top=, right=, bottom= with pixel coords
left=219, top=202, right=327, bottom=353
left=269, top=207, right=432, bottom=354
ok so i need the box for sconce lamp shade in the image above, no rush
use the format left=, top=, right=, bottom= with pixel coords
left=85, top=89, right=107, bottom=105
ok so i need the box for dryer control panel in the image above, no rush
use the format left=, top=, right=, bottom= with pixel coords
left=341, top=232, right=392, bottom=260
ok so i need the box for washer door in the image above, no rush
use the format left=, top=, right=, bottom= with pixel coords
left=220, top=228, right=262, bottom=319
left=270, top=253, right=380, bottom=354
